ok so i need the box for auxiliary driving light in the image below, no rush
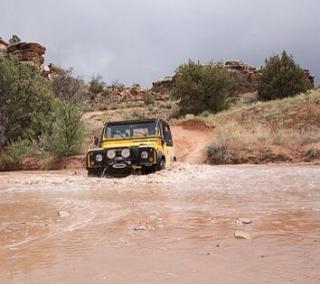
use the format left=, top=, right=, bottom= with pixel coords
left=95, top=154, right=103, bottom=162
left=141, top=151, right=148, bottom=159
left=107, top=149, right=116, bottom=159
left=121, top=148, right=130, bottom=158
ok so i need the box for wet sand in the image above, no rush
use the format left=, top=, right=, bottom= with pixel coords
left=0, top=164, right=320, bottom=283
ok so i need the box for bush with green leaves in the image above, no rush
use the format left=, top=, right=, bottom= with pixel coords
left=0, top=56, right=54, bottom=148
left=46, top=100, right=85, bottom=157
left=0, top=138, right=31, bottom=170
left=257, top=51, right=312, bottom=101
left=172, top=60, right=237, bottom=115
left=9, top=35, right=21, bottom=45
left=0, top=56, right=85, bottom=170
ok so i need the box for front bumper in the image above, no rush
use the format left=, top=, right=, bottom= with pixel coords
left=86, top=147, right=157, bottom=170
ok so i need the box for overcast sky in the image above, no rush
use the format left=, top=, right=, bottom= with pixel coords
left=1, top=0, right=319, bottom=86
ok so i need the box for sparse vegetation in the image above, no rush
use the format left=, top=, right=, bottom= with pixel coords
left=52, top=68, right=85, bottom=103
left=143, top=93, right=155, bottom=105
left=304, top=147, right=320, bottom=162
left=204, top=89, right=320, bottom=164
left=111, top=79, right=125, bottom=90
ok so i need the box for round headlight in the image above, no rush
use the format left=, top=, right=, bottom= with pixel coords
left=95, top=154, right=103, bottom=162
left=121, top=148, right=130, bottom=158
left=107, top=149, right=116, bottom=159
left=141, top=151, right=148, bottom=159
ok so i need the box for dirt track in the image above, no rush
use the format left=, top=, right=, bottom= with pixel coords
left=1, top=123, right=320, bottom=283
left=171, top=122, right=212, bottom=164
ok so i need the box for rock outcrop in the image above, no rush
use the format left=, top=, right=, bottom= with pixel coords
left=151, top=60, right=258, bottom=94
left=41, top=63, right=62, bottom=80
left=0, top=36, right=46, bottom=67
left=7, top=42, right=46, bottom=66
left=110, top=85, right=169, bottom=103
left=151, top=75, right=176, bottom=93
left=0, top=37, right=8, bottom=56
left=224, top=60, right=257, bottom=92
left=151, top=60, right=315, bottom=95
left=303, top=69, right=315, bottom=86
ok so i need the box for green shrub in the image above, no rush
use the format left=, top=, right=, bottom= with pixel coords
left=172, top=60, right=237, bottom=115
left=7, top=138, right=30, bottom=162
left=46, top=101, right=84, bottom=157
left=0, top=57, right=86, bottom=169
left=0, top=56, right=54, bottom=148
left=257, top=51, right=312, bottom=101
left=9, top=35, right=21, bottom=45
left=0, top=138, right=30, bottom=170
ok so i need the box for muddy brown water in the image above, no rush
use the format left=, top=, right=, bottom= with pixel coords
left=0, top=164, right=320, bottom=284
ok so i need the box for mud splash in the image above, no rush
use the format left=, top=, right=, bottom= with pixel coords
left=1, top=164, right=320, bottom=283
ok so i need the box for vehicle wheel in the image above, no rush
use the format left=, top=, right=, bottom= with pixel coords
left=87, top=169, right=101, bottom=177
left=157, top=158, right=166, bottom=171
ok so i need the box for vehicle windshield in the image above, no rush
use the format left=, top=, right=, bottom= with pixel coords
left=104, top=121, right=158, bottom=139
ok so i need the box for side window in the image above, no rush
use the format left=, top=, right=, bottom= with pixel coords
left=163, top=124, right=173, bottom=146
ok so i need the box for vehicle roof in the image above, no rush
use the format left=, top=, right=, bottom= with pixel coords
left=105, top=118, right=165, bottom=126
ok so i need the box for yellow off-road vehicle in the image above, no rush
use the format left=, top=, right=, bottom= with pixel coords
left=86, top=118, right=175, bottom=177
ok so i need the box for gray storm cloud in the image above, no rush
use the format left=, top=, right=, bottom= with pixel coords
left=1, top=0, right=319, bottom=86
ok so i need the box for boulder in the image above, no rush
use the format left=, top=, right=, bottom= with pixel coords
left=235, top=217, right=253, bottom=225
left=58, top=211, right=70, bottom=218
left=7, top=42, right=46, bottom=66
left=234, top=230, right=252, bottom=240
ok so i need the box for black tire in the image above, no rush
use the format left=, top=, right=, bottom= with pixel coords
left=157, top=158, right=166, bottom=171
left=87, top=168, right=102, bottom=177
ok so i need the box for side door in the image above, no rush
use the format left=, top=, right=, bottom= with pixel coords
left=161, top=121, right=175, bottom=165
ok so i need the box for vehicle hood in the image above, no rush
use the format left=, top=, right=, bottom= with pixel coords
left=100, top=137, right=161, bottom=149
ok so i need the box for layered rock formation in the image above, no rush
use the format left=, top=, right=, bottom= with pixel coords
left=7, top=41, right=46, bottom=66
left=0, top=36, right=46, bottom=67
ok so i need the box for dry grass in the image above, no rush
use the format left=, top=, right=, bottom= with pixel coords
left=204, top=89, right=320, bottom=164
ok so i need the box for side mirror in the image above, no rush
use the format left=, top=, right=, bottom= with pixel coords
left=94, top=136, right=100, bottom=147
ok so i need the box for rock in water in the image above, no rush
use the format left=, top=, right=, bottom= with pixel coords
left=234, top=230, right=251, bottom=240
left=240, top=218, right=253, bottom=224
left=58, top=211, right=70, bottom=218
left=235, top=217, right=253, bottom=225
